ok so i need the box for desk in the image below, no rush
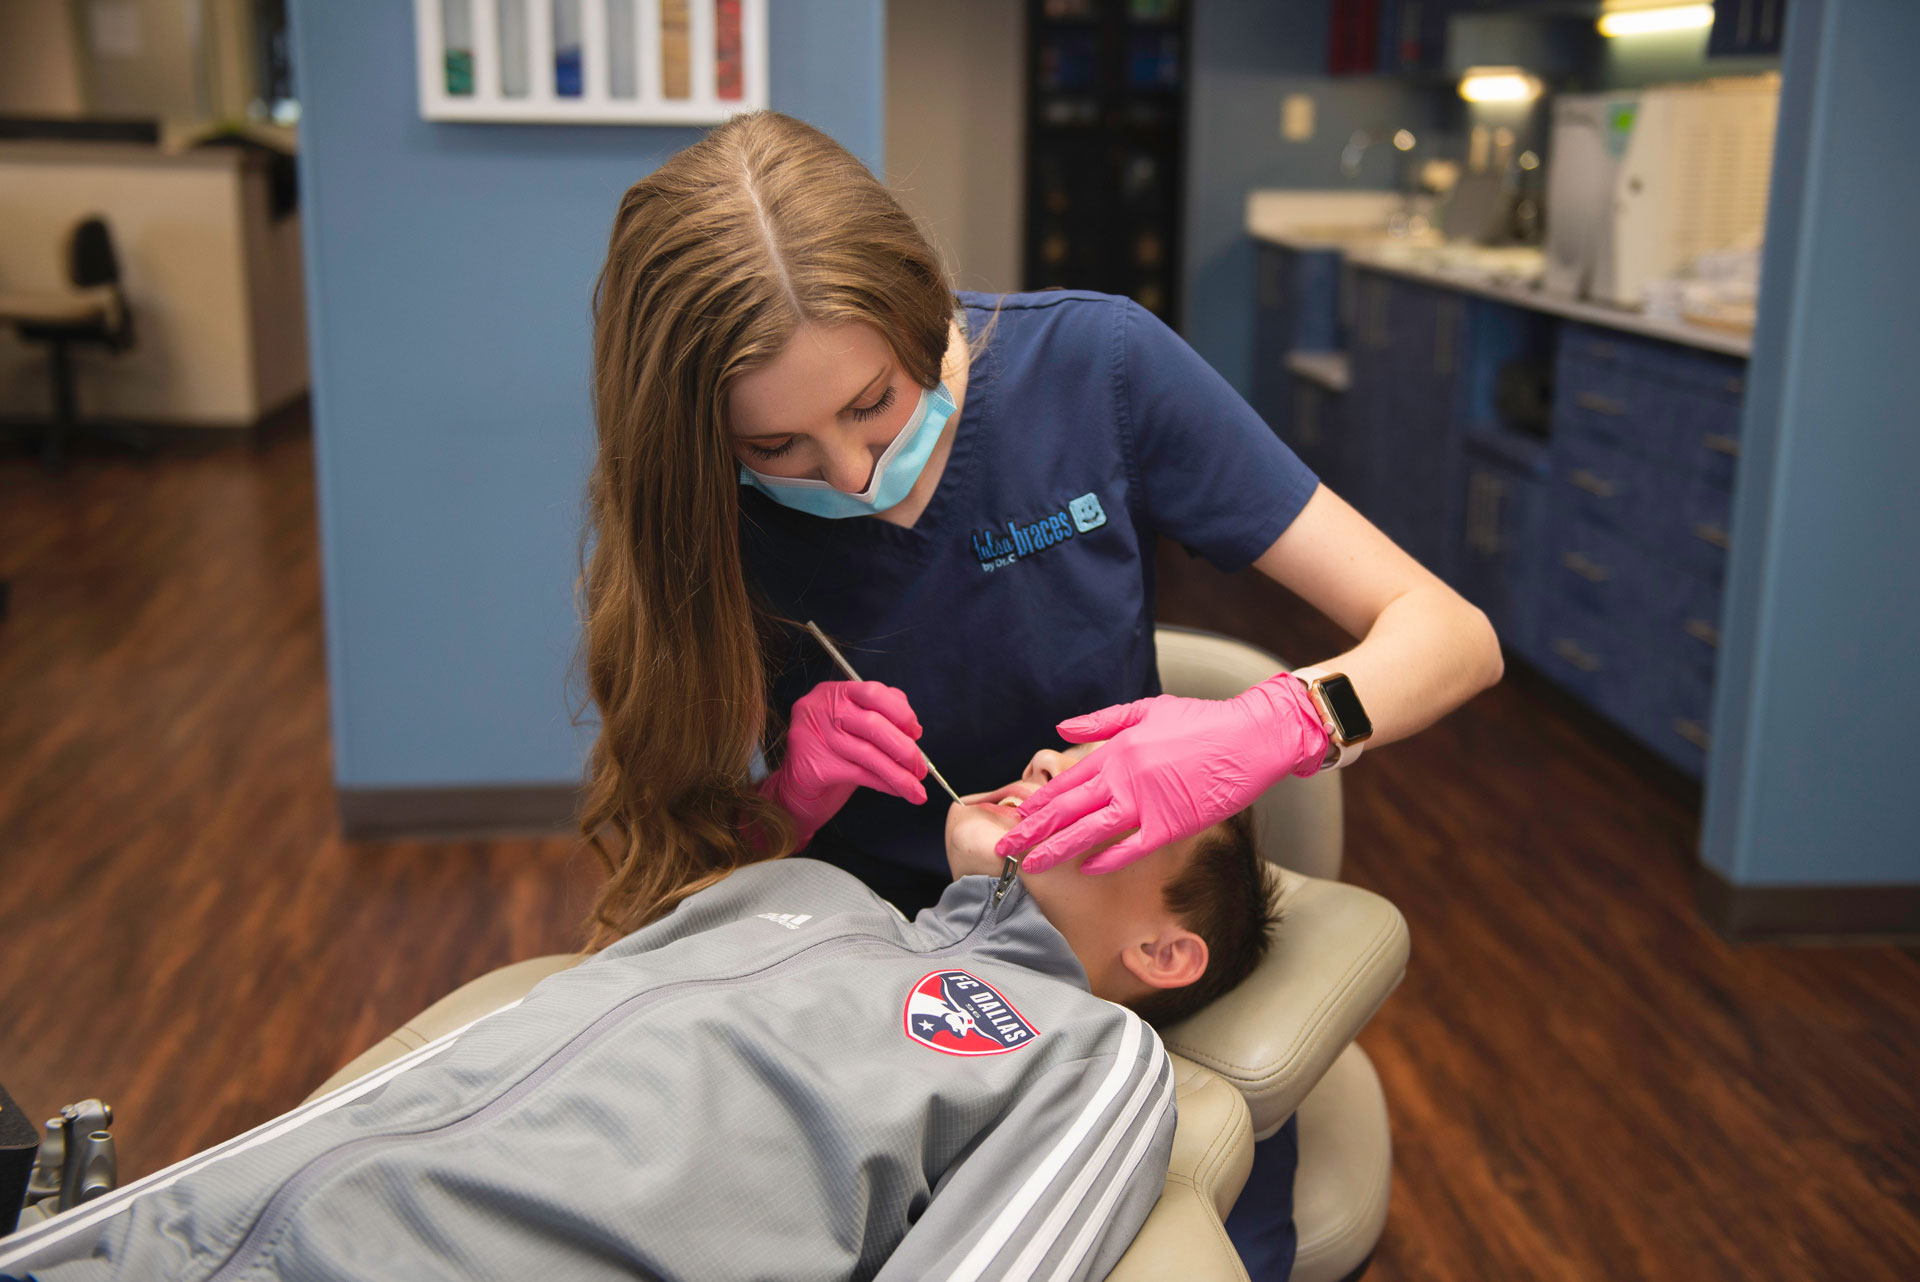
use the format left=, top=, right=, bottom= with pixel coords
left=0, top=142, right=307, bottom=429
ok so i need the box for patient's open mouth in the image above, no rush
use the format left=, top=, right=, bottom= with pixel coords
left=960, top=780, right=1041, bottom=810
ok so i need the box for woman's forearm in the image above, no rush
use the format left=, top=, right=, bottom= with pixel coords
left=1295, top=581, right=1502, bottom=749
left=1251, top=485, right=1504, bottom=751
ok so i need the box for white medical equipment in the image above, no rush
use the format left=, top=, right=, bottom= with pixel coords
left=1545, top=78, right=1779, bottom=308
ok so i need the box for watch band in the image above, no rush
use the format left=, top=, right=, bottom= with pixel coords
left=1287, top=667, right=1366, bottom=771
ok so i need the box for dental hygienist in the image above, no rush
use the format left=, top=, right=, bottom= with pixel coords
left=578, top=112, right=1500, bottom=1280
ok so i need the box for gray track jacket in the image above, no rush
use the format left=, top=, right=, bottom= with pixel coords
left=3, top=859, right=1175, bottom=1281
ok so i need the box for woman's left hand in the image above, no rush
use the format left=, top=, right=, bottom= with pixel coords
left=994, top=674, right=1330, bottom=874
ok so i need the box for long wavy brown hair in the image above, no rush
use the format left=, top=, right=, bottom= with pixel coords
left=579, top=111, right=956, bottom=947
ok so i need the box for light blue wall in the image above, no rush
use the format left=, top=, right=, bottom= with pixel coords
left=1182, top=1, right=1448, bottom=396
left=1701, top=0, right=1920, bottom=886
left=289, top=0, right=885, bottom=789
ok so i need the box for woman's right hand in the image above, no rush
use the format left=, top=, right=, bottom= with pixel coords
left=761, top=680, right=928, bottom=849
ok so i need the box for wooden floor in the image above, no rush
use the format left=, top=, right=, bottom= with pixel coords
left=3, top=425, right=1917, bottom=1279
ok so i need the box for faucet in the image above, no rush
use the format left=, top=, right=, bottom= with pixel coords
left=1340, top=129, right=1385, bottom=179
left=1342, top=129, right=1426, bottom=238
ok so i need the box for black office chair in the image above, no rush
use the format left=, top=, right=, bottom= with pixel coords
left=0, top=217, right=147, bottom=472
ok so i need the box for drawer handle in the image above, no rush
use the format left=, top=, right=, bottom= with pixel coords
left=1673, top=718, right=1712, bottom=751
left=1684, top=618, right=1721, bottom=648
left=1569, top=469, right=1618, bottom=499
left=1703, top=433, right=1740, bottom=457
left=1691, top=522, right=1730, bottom=550
left=1560, top=551, right=1612, bottom=583
left=1550, top=638, right=1602, bottom=672
left=1574, top=391, right=1627, bottom=416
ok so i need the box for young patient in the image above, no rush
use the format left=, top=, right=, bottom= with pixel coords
left=4, top=744, right=1277, bottom=1282
left=946, top=741, right=1277, bottom=1027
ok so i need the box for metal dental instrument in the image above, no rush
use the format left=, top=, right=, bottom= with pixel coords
left=991, top=855, right=1022, bottom=907
left=803, top=620, right=964, bottom=806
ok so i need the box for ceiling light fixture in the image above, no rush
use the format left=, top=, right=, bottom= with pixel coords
left=1458, top=68, right=1544, bottom=104
left=1598, top=3, right=1716, bottom=38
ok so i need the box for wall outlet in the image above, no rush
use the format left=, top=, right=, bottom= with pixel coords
left=1282, top=94, right=1315, bottom=142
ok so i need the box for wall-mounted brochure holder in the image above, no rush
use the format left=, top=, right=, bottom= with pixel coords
left=417, top=0, right=767, bottom=124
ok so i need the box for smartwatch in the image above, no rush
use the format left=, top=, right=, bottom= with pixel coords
left=1288, top=667, right=1374, bottom=770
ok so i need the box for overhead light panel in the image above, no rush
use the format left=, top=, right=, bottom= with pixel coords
left=1598, top=3, right=1716, bottom=37
left=1458, top=68, right=1543, bottom=104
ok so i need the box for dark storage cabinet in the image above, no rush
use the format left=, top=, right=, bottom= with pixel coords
left=1024, top=0, right=1189, bottom=323
left=1709, top=0, right=1789, bottom=57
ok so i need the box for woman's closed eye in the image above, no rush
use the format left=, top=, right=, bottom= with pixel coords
left=745, top=437, right=797, bottom=460
left=847, top=385, right=896, bottom=422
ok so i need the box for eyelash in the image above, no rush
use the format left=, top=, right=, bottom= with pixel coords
left=743, top=385, right=896, bottom=460
left=849, top=385, right=896, bottom=422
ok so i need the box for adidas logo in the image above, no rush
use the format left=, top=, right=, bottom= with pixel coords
left=755, top=912, right=814, bottom=931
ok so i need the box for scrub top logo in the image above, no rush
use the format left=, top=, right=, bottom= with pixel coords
left=904, top=970, right=1039, bottom=1056
left=971, top=491, right=1109, bottom=573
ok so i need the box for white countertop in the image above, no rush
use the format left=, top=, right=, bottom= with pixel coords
left=1340, top=245, right=1753, bottom=359
left=1244, top=190, right=1752, bottom=359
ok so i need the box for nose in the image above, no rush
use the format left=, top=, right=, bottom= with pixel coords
left=1022, top=749, right=1074, bottom=786
left=821, top=437, right=879, bottom=494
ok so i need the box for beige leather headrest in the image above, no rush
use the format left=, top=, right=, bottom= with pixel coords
left=1160, top=865, right=1408, bottom=1139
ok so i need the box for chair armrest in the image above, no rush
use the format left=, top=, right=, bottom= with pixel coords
left=1107, top=1054, right=1254, bottom=1282
left=1160, top=867, right=1408, bottom=1138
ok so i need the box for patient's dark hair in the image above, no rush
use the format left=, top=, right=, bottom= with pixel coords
left=1129, top=809, right=1276, bottom=1029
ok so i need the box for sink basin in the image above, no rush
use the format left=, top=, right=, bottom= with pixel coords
left=1276, top=224, right=1446, bottom=249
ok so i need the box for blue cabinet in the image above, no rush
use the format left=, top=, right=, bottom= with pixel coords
left=1534, top=325, right=1747, bottom=777
left=1252, top=243, right=1343, bottom=439
left=1349, top=269, right=1469, bottom=583
left=1458, top=431, right=1549, bottom=657
left=1251, top=255, right=1748, bottom=781
left=1278, top=371, right=1349, bottom=501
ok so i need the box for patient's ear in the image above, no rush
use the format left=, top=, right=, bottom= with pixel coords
left=1118, top=927, right=1208, bottom=992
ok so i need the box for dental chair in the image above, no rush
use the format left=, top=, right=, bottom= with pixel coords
left=308, top=627, right=1408, bottom=1282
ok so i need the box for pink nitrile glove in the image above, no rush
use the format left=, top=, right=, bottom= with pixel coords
left=994, top=673, right=1330, bottom=875
left=760, top=680, right=928, bottom=850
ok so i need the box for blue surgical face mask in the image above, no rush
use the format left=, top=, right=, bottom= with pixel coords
left=738, top=382, right=957, bottom=519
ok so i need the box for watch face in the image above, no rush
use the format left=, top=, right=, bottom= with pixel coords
left=1318, top=675, right=1372, bottom=742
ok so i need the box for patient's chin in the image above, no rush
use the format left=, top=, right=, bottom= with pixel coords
left=950, top=845, right=1003, bottom=878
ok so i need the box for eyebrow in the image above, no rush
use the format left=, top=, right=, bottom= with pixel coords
left=734, top=364, right=889, bottom=440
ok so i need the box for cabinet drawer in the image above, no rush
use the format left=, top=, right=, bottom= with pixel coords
left=1552, top=432, right=1734, bottom=580
left=1553, top=434, right=1678, bottom=548
left=1654, top=346, right=1747, bottom=403
left=1670, top=388, right=1744, bottom=476
left=1561, top=325, right=1670, bottom=375
left=1534, top=601, right=1621, bottom=714
left=1673, top=468, right=1734, bottom=583
left=1536, top=594, right=1665, bottom=738
left=1644, top=665, right=1714, bottom=778
left=1544, top=512, right=1686, bottom=627
left=1562, top=323, right=1746, bottom=402
left=1555, top=356, right=1664, bottom=459
left=1671, top=569, right=1725, bottom=689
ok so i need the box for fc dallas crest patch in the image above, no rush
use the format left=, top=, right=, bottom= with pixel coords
left=904, top=970, right=1039, bottom=1056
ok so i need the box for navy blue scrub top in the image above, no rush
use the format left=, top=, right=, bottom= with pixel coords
left=740, top=290, right=1319, bottom=886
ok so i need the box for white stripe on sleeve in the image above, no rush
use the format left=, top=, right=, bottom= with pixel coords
left=1002, top=1036, right=1172, bottom=1280
left=1046, top=1064, right=1177, bottom=1282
